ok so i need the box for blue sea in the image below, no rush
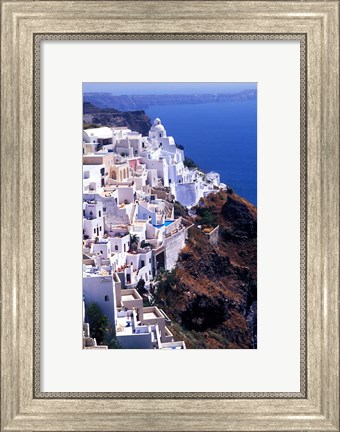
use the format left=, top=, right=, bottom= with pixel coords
left=146, top=101, right=257, bottom=206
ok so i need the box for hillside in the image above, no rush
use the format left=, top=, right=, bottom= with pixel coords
left=153, top=189, right=257, bottom=349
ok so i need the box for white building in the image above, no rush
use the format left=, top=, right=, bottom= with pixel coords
left=83, top=200, right=104, bottom=239
left=83, top=127, right=114, bottom=154
left=82, top=116, right=224, bottom=349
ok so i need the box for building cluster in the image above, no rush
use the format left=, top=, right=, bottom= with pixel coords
left=82, top=118, right=223, bottom=349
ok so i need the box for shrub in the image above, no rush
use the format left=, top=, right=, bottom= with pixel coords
left=136, top=278, right=148, bottom=297
left=86, top=303, right=110, bottom=345
left=183, top=157, right=198, bottom=169
left=181, top=294, right=228, bottom=331
left=196, top=207, right=216, bottom=227
left=174, top=201, right=188, bottom=218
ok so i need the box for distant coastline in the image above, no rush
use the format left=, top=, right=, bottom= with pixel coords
left=83, top=89, right=257, bottom=111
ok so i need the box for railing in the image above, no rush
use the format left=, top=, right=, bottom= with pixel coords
left=135, top=325, right=150, bottom=335
left=159, top=309, right=172, bottom=324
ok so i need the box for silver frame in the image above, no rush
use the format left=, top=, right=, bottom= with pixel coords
left=1, top=2, right=339, bottom=431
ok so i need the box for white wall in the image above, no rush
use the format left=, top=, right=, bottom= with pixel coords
left=175, top=182, right=199, bottom=207
left=109, top=234, right=130, bottom=254
left=117, top=186, right=135, bottom=205
left=164, top=228, right=186, bottom=270
left=92, top=241, right=111, bottom=259
left=116, top=332, right=153, bottom=349
left=83, top=275, right=117, bottom=327
left=83, top=217, right=104, bottom=239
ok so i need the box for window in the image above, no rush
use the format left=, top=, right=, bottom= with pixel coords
left=104, top=295, right=109, bottom=302
left=99, top=211, right=101, bottom=217
left=149, top=259, right=151, bottom=263
left=141, top=260, right=145, bottom=267
left=115, top=245, right=118, bottom=251
left=94, top=228, right=96, bottom=234
left=103, top=207, right=106, bottom=212
left=99, top=226, right=102, bottom=231
left=159, top=133, right=162, bottom=137
left=83, top=210, right=85, bottom=216
left=90, top=211, right=93, bottom=216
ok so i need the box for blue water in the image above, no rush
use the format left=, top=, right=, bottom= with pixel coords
left=153, top=220, right=174, bottom=229
left=146, top=101, right=257, bottom=206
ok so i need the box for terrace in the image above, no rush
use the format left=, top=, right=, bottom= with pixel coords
left=115, top=309, right=161, bottom=345
left=116, top=313, right=134, bottom=335
left=143, top=306, right=165, bottom=321
left=83, top=266, right=112, bottom=277
left=121, top=289, right=143, bottom=316
left=106, top=226, right=129, bottom=237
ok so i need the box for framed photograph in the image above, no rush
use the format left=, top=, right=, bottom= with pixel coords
left=1, top=1, right=339, bottom=431
left=81, top=81, right=258, bottom=352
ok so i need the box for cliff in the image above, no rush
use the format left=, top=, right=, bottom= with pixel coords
left=83, top=102, right=152, bottom=135
left=153, top=190, right=257, bottom=349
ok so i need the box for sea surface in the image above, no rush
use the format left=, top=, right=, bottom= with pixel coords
left=146, top=101, right=257, bottom=206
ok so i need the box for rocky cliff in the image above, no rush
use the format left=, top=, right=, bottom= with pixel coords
left=83, top=102, right=152, bottom=135
left=153, top=190, right=257, bottom=349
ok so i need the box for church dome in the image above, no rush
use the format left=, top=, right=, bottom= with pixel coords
left=151, top=118, right=165, bottom=131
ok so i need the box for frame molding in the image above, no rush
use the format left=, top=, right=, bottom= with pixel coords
left=1, top=1, right=339, bottom=431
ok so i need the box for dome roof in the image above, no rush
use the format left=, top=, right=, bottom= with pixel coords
left=151, top=118, right=165, bottom=131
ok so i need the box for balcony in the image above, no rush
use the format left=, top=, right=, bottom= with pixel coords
left=142, top=306, right=165, bottom=321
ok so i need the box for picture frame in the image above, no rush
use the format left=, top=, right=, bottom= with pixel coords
left=1, top=1, right=339, bottom=431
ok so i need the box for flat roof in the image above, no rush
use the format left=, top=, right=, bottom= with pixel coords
left=121, top=295, right=135, bottom=301
left=116, top=316, right=133, bottom=335
left=143, top=312, right=159, bottom=320
left=84, top=127, right=113, bottom=139
left=83, top=164, right=105, bottom=171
